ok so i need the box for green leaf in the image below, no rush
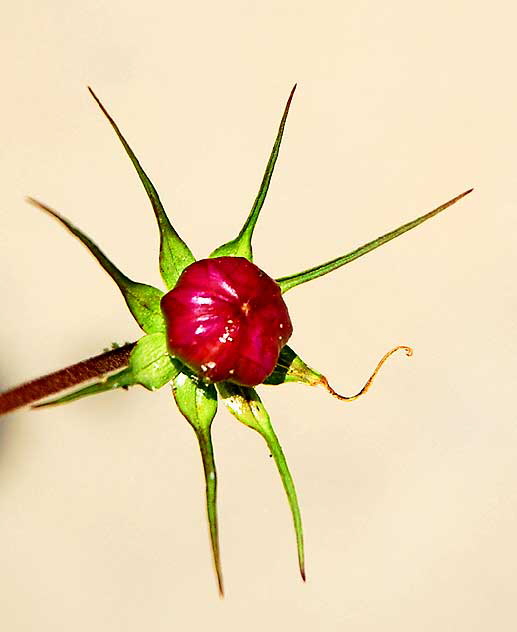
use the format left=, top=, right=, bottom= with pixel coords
left=88, top=87, right=195, bottom=289
left=33, top=367, right=134, bottom=408
left=277, top=188, right=473, bottom=293
left=263, top=345, right=324, bottom=386
left=210, top=85, right=297, bottom=261
left=27, top=197, right=165, bottom=334
left=172, top=373, right=223, bottom=595
left=128, top=332, right=179, bottom=390
left=217, top=382, right=305, bottom=581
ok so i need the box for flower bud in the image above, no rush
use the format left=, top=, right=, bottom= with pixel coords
left=161, top=257, right=293, bottom=386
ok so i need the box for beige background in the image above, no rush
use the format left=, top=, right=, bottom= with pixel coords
left=1, top=1, right=516, bottom=630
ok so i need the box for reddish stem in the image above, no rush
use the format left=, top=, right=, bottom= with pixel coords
left=0, top=342, right=136, bottom=416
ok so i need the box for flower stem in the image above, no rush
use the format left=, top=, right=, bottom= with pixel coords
left=0, top=343, right=136, bottom=416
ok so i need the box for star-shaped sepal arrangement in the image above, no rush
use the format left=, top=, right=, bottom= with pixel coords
left=20, top=86, right=472, bottom=595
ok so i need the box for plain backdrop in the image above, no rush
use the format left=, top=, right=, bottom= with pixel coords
left=1, top=2, right=516, bottom=630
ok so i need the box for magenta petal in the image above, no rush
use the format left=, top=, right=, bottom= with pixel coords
left=161, top=257, right=292, bottom=386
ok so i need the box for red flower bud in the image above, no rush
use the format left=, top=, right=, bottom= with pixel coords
left=161, top=257, right=293, bottom=386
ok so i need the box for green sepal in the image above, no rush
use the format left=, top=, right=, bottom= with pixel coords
left=263, top=345, right=324, bottom=387
left=277, top=188, right=473, bottom=293
left=209, top=85, right=296, bottom=261
left=33, top=367, right=134, bottom=408
left=217, top=382, right=305, bottom=581
left=171, top=372, right=223, bottom=595
left=128, top=332, right=179, bottom=391
left=88, top=88, right=195, bottom=289
left=27, top=197, right=165, bottom=334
